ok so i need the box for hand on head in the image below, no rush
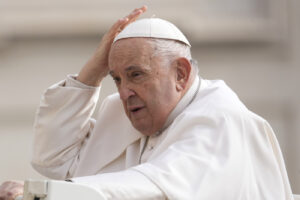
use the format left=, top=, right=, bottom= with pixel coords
left=108, top=6, right=148, bottom=40
left=0, top=181, right=24, bottom=200
left=77, top=6, right=147, bottom=87
left=1, top=7, right=148, bottom=199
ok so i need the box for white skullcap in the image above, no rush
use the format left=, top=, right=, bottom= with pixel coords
left=113, top=18, right=191, bottom=47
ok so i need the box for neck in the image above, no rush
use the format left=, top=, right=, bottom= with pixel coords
left=158, top=74, right=200, bottom=134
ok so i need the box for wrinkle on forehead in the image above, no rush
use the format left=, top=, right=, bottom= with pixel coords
left=109, top=38, right=153, bottom=69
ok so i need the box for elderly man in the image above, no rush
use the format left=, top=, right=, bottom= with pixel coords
left=0, top=6, right=294, bottom=200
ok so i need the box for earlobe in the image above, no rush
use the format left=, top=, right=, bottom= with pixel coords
left=175, top=57, right=191, bottom=92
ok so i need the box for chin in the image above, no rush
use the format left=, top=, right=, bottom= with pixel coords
left=132, top=123, right=154, bottom=136
left=134, top=126, right=152, bottom=136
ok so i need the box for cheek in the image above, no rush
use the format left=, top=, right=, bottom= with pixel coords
left=157, top=80, right=177, bottom=103
left=144, top=83, right=173, bottom=114
left=134, top=77, right=176, bottom=116
left=121, top=99, right=130, bottom=117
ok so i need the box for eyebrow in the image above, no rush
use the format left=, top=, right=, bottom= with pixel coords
left=109, top=66, right=144, bottom=76
left=109, top=65, right=151, bottom=77
left=124, top=66, right=142, bottom=72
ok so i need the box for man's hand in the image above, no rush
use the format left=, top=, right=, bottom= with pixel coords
left=77, top=6, right=148, bottom=86
left=0, top=181, right=24, bottom=200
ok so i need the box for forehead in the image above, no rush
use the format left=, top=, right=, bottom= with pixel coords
left=109, top=38, right=154, bottom=70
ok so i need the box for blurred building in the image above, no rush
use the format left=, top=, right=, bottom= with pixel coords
left=0, top=0, right=299, bottom=193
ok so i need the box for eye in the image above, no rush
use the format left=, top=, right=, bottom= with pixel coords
left=113, top=76, right=121, bottom=85
left=131, top=71, right=143, bottom=78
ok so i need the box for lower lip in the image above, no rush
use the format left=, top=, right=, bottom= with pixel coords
left=130, top=107, right=145, bottom=117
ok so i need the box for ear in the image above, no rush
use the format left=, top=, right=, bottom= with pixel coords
left=175, top=57, right=191, bottom=92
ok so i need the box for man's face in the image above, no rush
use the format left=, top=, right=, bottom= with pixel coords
left=108, top=38, right=181, bottom=136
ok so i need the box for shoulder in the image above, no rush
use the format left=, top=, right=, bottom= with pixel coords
left=189, top=79, right=248, bottom=116
left=177, top=79, right=267, bottom=129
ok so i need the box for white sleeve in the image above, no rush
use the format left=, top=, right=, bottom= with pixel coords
left=65, top=74, right=98, bottom=89
left=31, top=75, right=101, bottom=179
left=71, top=169, right=165, bottom=200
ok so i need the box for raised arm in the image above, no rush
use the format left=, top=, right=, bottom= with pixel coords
left=31, top=6, right=147, bottom=179
left=77, top=6, right=147, bottom=86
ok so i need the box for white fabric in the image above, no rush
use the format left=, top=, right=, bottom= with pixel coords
left=65, top=74, right=97, bottom=89
left=72, top=170, right=162, bottom=200
left=138, top=76, right=200, bottom=164
left=32, top=76, right=294, bottom=199
left=113, top=18, right=191, bottom=47
left=294, top=195, right=300, bottom=200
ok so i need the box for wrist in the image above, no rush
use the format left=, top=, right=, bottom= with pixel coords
left=77, top=59, right=108, bottom=87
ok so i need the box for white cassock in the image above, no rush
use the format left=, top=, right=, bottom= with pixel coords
left=32, top=75, right=294, bottom=199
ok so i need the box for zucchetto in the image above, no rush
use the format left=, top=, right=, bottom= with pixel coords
left=113, top=18, right=191, bottom=47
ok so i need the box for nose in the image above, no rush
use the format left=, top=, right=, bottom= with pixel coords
left=118, top=83, right=135, bottom=101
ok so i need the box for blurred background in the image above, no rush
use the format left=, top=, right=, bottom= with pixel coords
left=0, top=0, right=299, bottom=194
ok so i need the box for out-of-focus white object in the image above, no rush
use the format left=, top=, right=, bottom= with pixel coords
left=19, top=180, right=105, bottom=200
left=294, top=194, right=300, bottom=200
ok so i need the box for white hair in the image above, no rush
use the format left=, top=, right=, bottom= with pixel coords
left=147, top=38, right=199, bottom=75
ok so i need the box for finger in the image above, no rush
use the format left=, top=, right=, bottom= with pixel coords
left=118, top=6, right=147, bottom=32
left=105, top=6, right=147, bottom=40
left=126, top=6, right=147, bottom=18
left=104, top=18, right=126, bottom=39
left=110, top=6, right=146, bottom=33
left=106, top=18, right=129, bottom=39
left=126, top=6, right=147, bottom=23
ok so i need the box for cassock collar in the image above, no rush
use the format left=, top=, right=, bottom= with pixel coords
left=157, top=75, right=201, bottom=135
